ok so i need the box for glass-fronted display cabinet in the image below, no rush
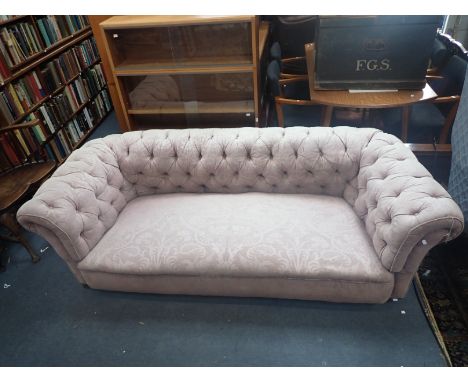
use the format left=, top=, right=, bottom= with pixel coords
left=100, top=16, right=266, bottom=130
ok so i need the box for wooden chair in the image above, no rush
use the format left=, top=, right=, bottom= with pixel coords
left=427, top=32, right=466, bottom=76
left=381, top=53, right=466, bottom=144
left=379, top=33, right=467, bottom=144
left=0, top=119, right=57, bottom=263
left=270, top=41, right=308, bottom=79
left=267, top=56, right=322, bottom=127
left=424, top=33, right=466, bottom=144
left=429, top=52, right=467, bottom=144
left=274, top=76, right=321, bottom=127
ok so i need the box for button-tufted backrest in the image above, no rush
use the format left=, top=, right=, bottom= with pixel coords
left=99, top=126, right=380, bottom=202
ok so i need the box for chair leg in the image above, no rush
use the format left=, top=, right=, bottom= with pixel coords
left=439, top=102, right=459, bottom=144
left=0, top=212, right=40, bottom=263
left=275, top=100, right=285, bottom=127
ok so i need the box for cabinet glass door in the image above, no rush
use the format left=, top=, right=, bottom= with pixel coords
left=106, top=22, right=253, bottom=70
left=120, top=72, right=255, bottom=129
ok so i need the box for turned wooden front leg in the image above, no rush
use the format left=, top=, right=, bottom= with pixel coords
left=0, top=212, right=40, bottom=263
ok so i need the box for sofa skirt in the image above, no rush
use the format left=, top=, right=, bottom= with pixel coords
left=80, top=271, right=394, bottom=304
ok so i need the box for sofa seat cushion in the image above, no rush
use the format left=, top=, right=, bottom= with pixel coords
left=78, top=193, right=393, bottom=292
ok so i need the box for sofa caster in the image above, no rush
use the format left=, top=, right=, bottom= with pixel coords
left=82, top=283, right=90, bottom=289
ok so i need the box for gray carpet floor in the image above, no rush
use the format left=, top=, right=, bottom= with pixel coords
left=0, top=112, right=448, bottom=366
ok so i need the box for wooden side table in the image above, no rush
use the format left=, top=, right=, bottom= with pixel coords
left=305, top=43, right=438, bottom=142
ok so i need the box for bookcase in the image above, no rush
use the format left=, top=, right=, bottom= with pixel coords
left=0, top=15, right=113, bottom=164
left=99, top=16, right=268, bottom=131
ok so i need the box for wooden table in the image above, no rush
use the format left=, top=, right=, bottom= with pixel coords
left=304, top=43, right=438, bottom=142
left=308, top=85, right=437, bottom=142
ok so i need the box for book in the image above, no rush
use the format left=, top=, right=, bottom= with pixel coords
left=13, top=129, right=31, bottom=156
left=0, top=35, right=14, bottom=68
left=43, top=143, right=55, bottom=160
left=0, top=133, right=20, bottom=165
left=83, top=106, right=93, bottom=126
left=38, top=105, right=55, bottom=133
left=0, top=92, right=14, bottom=124
left=36, top=19, right=51, bottom=47
left=49, top=17, right=62, bottom=41
left=0, top=52, right=11, bottom=79
left=57, top=130, right=71, bottom=155
left=55, top=17, right=70, bottom=39
left=63, top=85, right=79, bottom=111
left=39, top=67, right=54, bottom=93
left=48, top=138, right=63, bottom=161
left=24, top=22, right=41, bottom=53
left=11, top=25, right=28, bottom=58
left=31, top=71, right=46, bottom=98
left=7, top=82, right=25, bottom=115
left=64, top=16, right=75, bottom=35
left=1, top=28, right=21, bottom=65
left=22, top=75, right=40, bottom=103
left=47, top=61, right=62, bottom=88
left=64, top=121, right=78, bottom=143
left=22, top=126, right=39, bottom=154
left=18, top=23, right=34, bottom=55
left=31, top=123, right=46, bottom=142
left=14, top=81, right=31, bottom=111
left=72, top=118, right=84, bottom=138
left=53, top=134, right=66, bottom=157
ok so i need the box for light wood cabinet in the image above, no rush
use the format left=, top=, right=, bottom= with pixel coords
left=99, top=16, right=267, bottom=131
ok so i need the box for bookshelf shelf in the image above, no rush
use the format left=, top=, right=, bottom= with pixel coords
left=1, top=16, right=112, bottom=166
left=114, top=57, right=254, bottom=73
left=0, top=16, right=29, bottom=27
left=114, top=64, right=254, bottom=77
left=8, top=58, right=101, bottom=126
left=8, top=26, right=91, bottom=72
left=127, top=100, right=254, bottom=115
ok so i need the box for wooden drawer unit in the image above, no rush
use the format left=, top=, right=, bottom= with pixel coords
left=100, top=16, right=263, bottom=131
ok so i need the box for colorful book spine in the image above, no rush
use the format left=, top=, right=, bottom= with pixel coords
left=0, top=19, right=105, bottom=165
left=0, top=22, right=43, bottom=67
left=0, top=133, right=21, bottom=165
left=36, top=18, right=51, bottom=47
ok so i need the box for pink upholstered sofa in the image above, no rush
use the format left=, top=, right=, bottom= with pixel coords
left=17, top=127, right=464, bottom=303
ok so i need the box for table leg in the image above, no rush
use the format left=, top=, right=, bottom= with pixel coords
left=321, top=106, right=333, bottom=126
left=401, top=106, right=411, bottom=143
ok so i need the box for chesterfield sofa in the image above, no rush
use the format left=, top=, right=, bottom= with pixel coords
left=17, top=127, right=464, bottom=303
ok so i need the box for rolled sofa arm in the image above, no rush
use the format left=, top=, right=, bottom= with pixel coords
left=354, top=131, right=464, bottom=273
left=17, top=139, right=130, bottom=269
